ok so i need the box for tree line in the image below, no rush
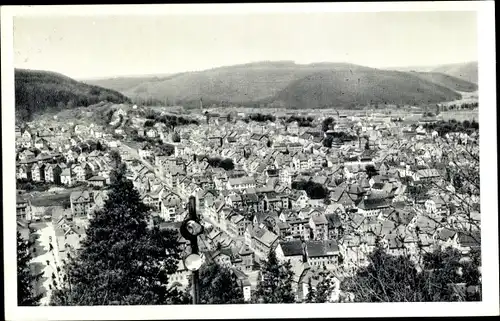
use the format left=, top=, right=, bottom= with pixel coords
left=144, top=112, right=199, bottom=128
left=284, top=115, right=315, bottom=127
left=202, top=157, right=235, bottom=171
left=291, top=180, right=329, bottom=199
left=243, top=113, right=276, bottom=123
left=422, top=119, right=479, bottom=137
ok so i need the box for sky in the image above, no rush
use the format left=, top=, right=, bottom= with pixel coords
left=13, top=10, right=478, bottom=79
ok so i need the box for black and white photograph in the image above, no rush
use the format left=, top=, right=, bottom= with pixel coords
left=2, top=2, right=498, bottom=319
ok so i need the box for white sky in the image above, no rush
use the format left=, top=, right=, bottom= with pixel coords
left=13, top=11, right=478, bottom=79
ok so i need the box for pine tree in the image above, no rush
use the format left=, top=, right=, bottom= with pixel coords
left=254, top=249, right=295, bottom=303
left=185, top=263, right=244, bottom=304
left=17, top=231, right=42, bottom=306
left=50, top=163, right=183, bottom=305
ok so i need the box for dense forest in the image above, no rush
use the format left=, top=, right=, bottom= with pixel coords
left=15, top=69, right=130, bottom=121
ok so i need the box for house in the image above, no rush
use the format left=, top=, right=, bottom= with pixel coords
left=227, top=177, right=256, bottom=191
left=16, top=164, right=32, bottom=180
left=276, top=240, right=305, bottom=264
left=138, top=146, right=153, bottom=159
left=227, top=212, right=250, bottom=237
left=34, top=137, right=48, bottom=150
left=237, top=243, right=254, bottom=272
left=160, top=192, right=183, bottom=222
left=61, top=168, right=74, bottom=186
left=44, top=164, right=55, bottom=183
left=309, top=214, right=329, bottom=241
left=146, top=128, right=158, bottom=138
left=87, top=176, right=107, bottom=187
left=251, top=227, right=279, bottom=259
left=356, top=197, right=391, bottom=217
left=16, top=195, right=31, bottom=221
left=71, top=163, right=90, bottom=182
left=287, top=216, right=311, bottom=241
left=18, top=149, right=35, bottom=161
left=21, top=130, right=32, bottom=141
left=31, top=163, right=45, bottom=182
left=77, top=152, right=88, bottom=163
left=169, top=260, right=191, bottom=291
left=293, top=153, right=310, bottom=170
left=54, top=219, right=86, bottom=262
left=413, top=168, right=441, bottom=182
left=289, top=190, right=309, bottom=209
left=70, top=190, right=94, bottom=216
left=305, top=240, right=340, bottom=269
left=231, top=268, right=253, bottom=302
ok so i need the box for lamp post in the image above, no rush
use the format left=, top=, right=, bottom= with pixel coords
left=180, top=196, right=204, bottom=304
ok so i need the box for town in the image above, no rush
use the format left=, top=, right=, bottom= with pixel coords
left=16, top=101, right=481, bottom=304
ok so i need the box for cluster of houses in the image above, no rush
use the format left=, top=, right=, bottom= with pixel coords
left=108, top=110, right=479, bottom=302
left=16, top=124, right=117, bottom=188
left=16, top=106, right=481, bottom=302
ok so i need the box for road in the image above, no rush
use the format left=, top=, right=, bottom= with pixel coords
left=30, top=223, right=63, bottom=305
left=120, top=142, right=169, bottom=185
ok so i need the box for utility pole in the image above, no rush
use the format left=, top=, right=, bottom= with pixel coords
left=180, top=196, right=204, bottom=305
left=189, top=197, right=200, bottom=305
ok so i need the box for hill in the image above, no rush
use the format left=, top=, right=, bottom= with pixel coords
left=390, top=62, right=478, bottom=84
left=15, top=69, right=131, bottom=121
left=412, top=72, right=478, bottom=92
left=430, top=61, right=478, bottom=84
left=82, top=74, right=172, bottom=92
left=79, top=61, right=469, bottom=109
left=272, top=68, right=462, bottom=109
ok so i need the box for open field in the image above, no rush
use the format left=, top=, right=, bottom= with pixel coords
left=24, top=186, right=86, bottom=207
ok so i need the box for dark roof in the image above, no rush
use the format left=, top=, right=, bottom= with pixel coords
left=88, top=176, right=106, bottom=181
left=279, top=240, right=304, bottom=257
left=357, top=197, right=391, bottom=210
left=305, top=240, right=339, bottom=257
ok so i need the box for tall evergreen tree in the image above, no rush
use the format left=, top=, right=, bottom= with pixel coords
left=254, top=249, right=295, bottom=303
left=17, top=231, right=42, bottom=306
left=50, top=163, right=183, bottom=305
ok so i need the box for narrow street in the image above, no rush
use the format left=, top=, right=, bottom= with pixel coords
left=30, top=224, right=63, bottom=305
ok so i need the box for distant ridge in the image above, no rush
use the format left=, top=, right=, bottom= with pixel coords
left=84, top=61, right=476, bottom=109
left=389, top=61, right=478, bottom=84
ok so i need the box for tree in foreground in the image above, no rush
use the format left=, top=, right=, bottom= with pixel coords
left=253, top=249, right=295, bottom=303
left=312, top=268, right=336, bottom=303
left=50, top=163, right=183, bottom=305
left=17, top=231, right=42, bottom=306
left=183, top=263, right=244, bottom=304
left=304, top=267, right=336, bottom=303
left=340, top=245, right=481, bottom=302
left=340, top=245, right=427, bottom=302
